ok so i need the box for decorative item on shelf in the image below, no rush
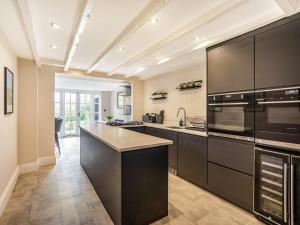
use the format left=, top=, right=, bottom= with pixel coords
left=150, top=91, right=168, bottom=100
left=176, top=80, right=202, bottom=91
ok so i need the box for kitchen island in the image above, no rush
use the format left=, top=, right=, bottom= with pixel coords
left=80, top=123, right=173, bottom=225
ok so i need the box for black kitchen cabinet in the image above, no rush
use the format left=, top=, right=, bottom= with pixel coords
left=255, top=18, right=300, bottom=89
left=124, top=126, right=145, bottom=134
left=208, top=137, right=254, bottom=175
left=145, top=127, right=178, bottom=171
left=207, top=137, right=254, bottom=212
left=208, top=162, right=253, bottom=212
left=207, top=37, right=254, bottom=94
left=177, top=133, right=207, bottom=187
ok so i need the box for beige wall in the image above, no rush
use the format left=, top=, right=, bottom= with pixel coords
left=16, top=63, right=144, bottom=163
left=18, top=59, right=38, bottom=164
left=0, top=33, right=18, bottom=199
left=144, top=64, right=207, bottom=123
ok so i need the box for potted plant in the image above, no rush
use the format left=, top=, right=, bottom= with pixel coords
left=106, top=114, right=113, bottom=122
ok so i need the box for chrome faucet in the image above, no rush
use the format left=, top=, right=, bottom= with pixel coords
left=177, top=107, right=187, bottom=127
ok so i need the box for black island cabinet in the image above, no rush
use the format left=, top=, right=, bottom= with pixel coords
left=80, top=127, right=169, bottom=225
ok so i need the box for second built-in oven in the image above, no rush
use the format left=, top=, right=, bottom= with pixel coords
left=208, top=91, right=255, bottom=141
left=255, top=86, right=300, bottom=148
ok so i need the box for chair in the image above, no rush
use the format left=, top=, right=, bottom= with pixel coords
left=55, top=118, right=63, bottom=155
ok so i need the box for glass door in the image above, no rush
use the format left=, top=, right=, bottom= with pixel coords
left=291, top=156, right=300, bottom=225
left=79, top=94, right=91, bottom=126
left=254, top=147, right=290, bottom=225
left=64, top=92, right=78, bottom=135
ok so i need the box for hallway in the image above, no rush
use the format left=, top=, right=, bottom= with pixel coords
left=0, top=137, right=263, bottom=225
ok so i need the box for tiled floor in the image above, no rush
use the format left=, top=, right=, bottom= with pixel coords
left=0, top=137, right=265, bottom=225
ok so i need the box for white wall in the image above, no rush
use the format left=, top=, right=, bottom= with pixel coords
left=101, top=91, right=112, bottom=121
left=144, top=64, right=207, bottom=123
left=0, top=30, right=18, bottom=214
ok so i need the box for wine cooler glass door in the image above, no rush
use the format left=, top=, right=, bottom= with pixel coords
left=254, top=147, right=290, bottom=225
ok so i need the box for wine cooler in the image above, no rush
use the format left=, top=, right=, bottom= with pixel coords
left=254, top=147, right=300, bottom=225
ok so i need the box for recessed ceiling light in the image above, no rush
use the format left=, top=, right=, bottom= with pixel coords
left=50, top=44, right=57, bottom=49
left=50, top=22, right=60, bottom=29
left=102, top=62, right=106, bottom=65
left=119, top=46, right=125, bottom=51
left=194, top=36, right=200, bottom=41
left=158, top=58, right=170, bottom=64
left=149, top=17, right=158, bottom=24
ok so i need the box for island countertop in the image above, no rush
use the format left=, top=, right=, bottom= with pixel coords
left=80, top=123, right=173, bottom=152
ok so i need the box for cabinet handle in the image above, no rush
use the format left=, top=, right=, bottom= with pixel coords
left=258, top=100, right=300, bottom=105
left=291, top=164, right=295, bottom=225
left=283, top=163, right=288, bottom=223
left=208, top=102, right=249, bottom=106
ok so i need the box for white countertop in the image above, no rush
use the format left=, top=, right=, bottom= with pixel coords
left=80, top=123, right=173, bottom=152
left=143, top=123, right=208, bottom=137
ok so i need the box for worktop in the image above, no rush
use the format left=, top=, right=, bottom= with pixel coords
left=80, top=123, right=173, bottom=152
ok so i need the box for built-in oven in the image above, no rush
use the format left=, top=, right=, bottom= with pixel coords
left=207, top=91, right=255, bottom=141
left=255, top=86, right=300, bottom=149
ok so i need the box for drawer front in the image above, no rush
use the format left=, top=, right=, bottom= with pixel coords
left=208, top=137, right=254, bottom=175
left=208, top=162, right=253, bottom=212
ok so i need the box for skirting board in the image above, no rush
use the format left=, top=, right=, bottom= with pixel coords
left=19, top=156, right=56, bottom=174
left=0, top=167, right=19, bottom=217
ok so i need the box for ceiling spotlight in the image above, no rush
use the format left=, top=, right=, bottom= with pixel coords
left=149, top=17, right=158, bottom=24
left=50, top=44, right=57, bottom=49
left=158, top=57, right=170, bottom=64
left=50, top=22, right=60, bottom=29
left=193, top=36, right=200, bottom=41
left=119, top=46, right=125, bottom=51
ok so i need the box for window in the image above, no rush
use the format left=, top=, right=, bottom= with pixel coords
left=64, top=92, right=77, bottom=134
left=54, top=92, right=61, bottom=118
left=79, top=94, right=91, bottom=125
left=94, top=95, right=101, bottom=121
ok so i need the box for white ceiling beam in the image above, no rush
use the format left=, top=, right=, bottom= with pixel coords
left=274, top=0, right=298, bottom=15
left=130, top=7, right=282, bottom=78
left=86, top=0, right=170, bottom=74
left=40, top=58, right=65, bottom=67
left=107, top=0, right=246, bottom=76
left=17, top=0, right=40, bottom=66
left=64, top=0, right=95, bottom=71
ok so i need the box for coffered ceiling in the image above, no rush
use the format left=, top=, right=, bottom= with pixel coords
left=0, top=0, right=299, bottom=79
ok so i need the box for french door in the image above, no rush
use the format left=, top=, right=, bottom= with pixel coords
left=55, top=91, right=99, bottom=137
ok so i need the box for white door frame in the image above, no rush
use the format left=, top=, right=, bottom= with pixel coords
left=55, top=89, right=102, bottom=137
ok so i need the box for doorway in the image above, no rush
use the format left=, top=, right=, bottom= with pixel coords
left=55, top=90, right=101, bottom=137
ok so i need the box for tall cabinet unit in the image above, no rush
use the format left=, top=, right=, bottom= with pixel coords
left=255, top=18, right=300, bottom=89
left=207, top=37, right=254, bottom=94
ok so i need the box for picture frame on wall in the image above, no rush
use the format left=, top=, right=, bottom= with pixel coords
left=4, top=67, right=14, bottom=114
left=117, top=92, right=125, bottom=108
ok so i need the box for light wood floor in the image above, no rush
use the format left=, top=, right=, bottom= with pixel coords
left=0, top=137, right=265, bottom=225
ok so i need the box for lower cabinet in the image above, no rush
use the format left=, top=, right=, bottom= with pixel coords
left=208, top=163, right=253, bottom=212
left=177, top=133, right=207, bottom=187
left=145, top=127, right=178, bottom=171
left=207, top=137, right=254, bottom=212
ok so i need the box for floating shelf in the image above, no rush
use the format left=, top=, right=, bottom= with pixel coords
left=176, top=80, right=202, bottom=91
left=150, top=92, right=168, bottom=100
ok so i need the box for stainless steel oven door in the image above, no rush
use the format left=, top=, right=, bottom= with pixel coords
left=255, top=87, right=300, bottom=145
left=208, top=91, right=255, bottom=140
